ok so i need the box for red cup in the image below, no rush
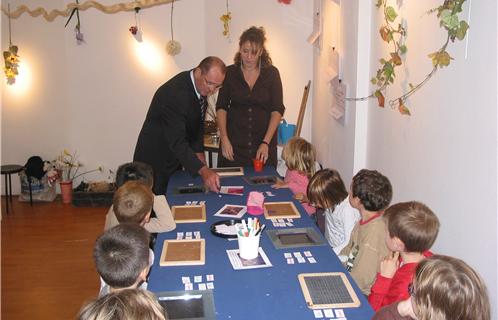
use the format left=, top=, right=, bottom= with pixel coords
left=252, top=159, right=264, bottom=172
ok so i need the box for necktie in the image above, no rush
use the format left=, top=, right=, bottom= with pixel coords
left=199, top=96, right=207, bottom=120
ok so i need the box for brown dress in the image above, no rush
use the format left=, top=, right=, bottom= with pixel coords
left=216, top=64, right=285, bottom=168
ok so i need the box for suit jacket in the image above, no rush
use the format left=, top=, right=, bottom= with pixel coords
left=134, top=70, right=204, bottom=193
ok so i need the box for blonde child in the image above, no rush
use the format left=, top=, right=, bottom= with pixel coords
left=373, top=255, right=491, bottom=320
left=307, top=169, right=360, bottom=254
left=272, top=137, right=316, bottom=215
left=78, top=288, right=167, bottom=320
left=105, top=162, right=176, bottom=233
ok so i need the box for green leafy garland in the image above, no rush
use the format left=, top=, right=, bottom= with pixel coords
left=353, top=0, right=469, bottom=116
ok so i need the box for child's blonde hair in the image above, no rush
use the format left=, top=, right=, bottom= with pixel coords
left=413, top=255, right=490, bottom=320
left=113, top=181, right=153, bottom=224
left=78, top=288, right=166, bottom=320
left=282, top=137, right=316, bottom=178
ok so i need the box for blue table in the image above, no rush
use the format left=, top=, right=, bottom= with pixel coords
left=148, top=167, right=374, bottom=319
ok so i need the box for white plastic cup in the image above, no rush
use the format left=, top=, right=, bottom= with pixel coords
left=237, top=233, right=261, bottom=260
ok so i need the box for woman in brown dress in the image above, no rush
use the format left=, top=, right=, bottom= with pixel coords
left=216, top=26, right=285, bottom=168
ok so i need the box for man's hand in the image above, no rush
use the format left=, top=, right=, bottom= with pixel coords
left=199, top=166, right=220, bottom=192
left=380, top=251, right=400, bottom=278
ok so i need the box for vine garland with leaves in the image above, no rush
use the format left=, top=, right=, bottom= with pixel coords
left=348, top=0, right=469, bottom=116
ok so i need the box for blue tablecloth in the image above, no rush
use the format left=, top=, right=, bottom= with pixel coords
left=148, top=167, right=374, bottom=319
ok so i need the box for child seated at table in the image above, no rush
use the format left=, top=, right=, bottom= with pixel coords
left=94, top=223, right=153, bottom=296
left=105, top=161, right=176, bottom=233
left=368, top=201, right=440, bottom=311
left=307, top=169, right=360, bottom=254
left=272, top=137, right=316, bottom=215
left=373, top=255, right=490, bottom=320
left=78, top=288, right=167, bottom=320
left=339, top=169, right=392, bottom=295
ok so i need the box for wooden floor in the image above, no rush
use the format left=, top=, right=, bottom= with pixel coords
left=1, top=196, right=107, bottom=319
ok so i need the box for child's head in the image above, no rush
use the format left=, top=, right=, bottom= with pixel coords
left=78, top=288, right=166, bottom=320
left=410, top=255, right=490, bottom=320
left=307, top=169, right=348, bottom=210
left=116, top=161, right=154, bottom=188
left=113, top=181, right=154, bottom=225
left=383, top=201, right=440, bottom=253
left=94, top=224, right=151, bottom=290
left=282, top=137, right=316, bottom=178
left=350, top=169, right=392, bottom=212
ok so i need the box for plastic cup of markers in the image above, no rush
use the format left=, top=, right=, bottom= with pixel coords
left=252, top=159, right=264, bottom=172
left=237, top=233, right=261, bottom=260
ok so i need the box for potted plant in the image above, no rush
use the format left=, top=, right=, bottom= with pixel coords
left=53, top=150, right=102, bottom=204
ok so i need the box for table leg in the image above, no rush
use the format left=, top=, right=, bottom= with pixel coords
left=4, top=174, right=9, bottom=214
left=8, top=173, right=13, bottom=202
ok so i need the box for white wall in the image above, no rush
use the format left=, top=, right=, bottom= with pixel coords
left=1, top=0, right=312, bottom=193
left=314, top=0, right=498, bottom=315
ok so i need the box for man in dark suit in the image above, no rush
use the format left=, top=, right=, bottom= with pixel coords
left=134, top=56, right=225, bottom=194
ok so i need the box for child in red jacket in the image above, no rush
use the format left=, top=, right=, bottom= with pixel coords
left=368, top=201, right=440, bottom=311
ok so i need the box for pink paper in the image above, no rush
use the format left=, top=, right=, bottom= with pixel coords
left=246, top=191, right=265, bottom=215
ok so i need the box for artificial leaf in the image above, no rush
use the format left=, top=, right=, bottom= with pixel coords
left=375, top=90, right=385, bottom=108
left=376, top=0, right=384, bottom=8
left=380, top=27, right=389, bottom=42
left=455, top=20, right=469, bottom=40
left=398, top=99, right=411, bottom=115
left=390, top=52, right=402, bottom=66
left=437, top=51, right=452, bottom=67
left=371, top=77, right=377, bottom=85
left=385, top=6, right=398, bottom=22
left=10, top=46, right=18, bottom=55
left=440, top=9, right=459, bottom=29
left=399, top=44, right=407, bottom=54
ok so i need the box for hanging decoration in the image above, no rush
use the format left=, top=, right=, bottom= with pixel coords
left=220, top=0, right=231, bottom=38
left=346, top=0, right=470, bottom=116
left=65, top=0, right=84, bottom=44
left=129, top=6, right=143, bottom=42
left=1, top=0, right=175, bottom=22
left=3, top=4, right=20, bottom=85
left=165, top=0, right=181, bottom=56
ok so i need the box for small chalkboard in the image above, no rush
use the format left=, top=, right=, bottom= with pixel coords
left=160, top=239, right=205, bottom=266
left=244, top=175, right=278, bottom=185
left=212, top=167, right=244, bottom=176
left=173, top=185, right=206, bottom=195
left=156, top=290, right=216, bottom=320
left=264, top=202, right=301, bottom=219
left=172, top=205, right=206, bottom=223
left=298, top=273, right=361, bottom=309
left=267, top=228, right=326, bottom=249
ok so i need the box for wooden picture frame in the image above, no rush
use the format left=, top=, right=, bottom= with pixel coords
left=160, top=239, right=206, bottom=267
left=172, top=204, right=206, bottom=223
left=212, top=167, right=244, bottom=177
left=264, top=202, right=301, bottom=219
left=298, top=272, right=361, bottom=309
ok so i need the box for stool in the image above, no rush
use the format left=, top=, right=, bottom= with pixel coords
left=1, top=164, right=24, bottom=214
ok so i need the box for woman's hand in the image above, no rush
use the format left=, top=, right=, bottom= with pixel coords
left=220, top=136, right=234, bottom=161
left=256, top=143, right=269, bottom=163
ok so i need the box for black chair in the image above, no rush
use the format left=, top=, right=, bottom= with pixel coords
left=1, top=164, right=24, bottom=213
